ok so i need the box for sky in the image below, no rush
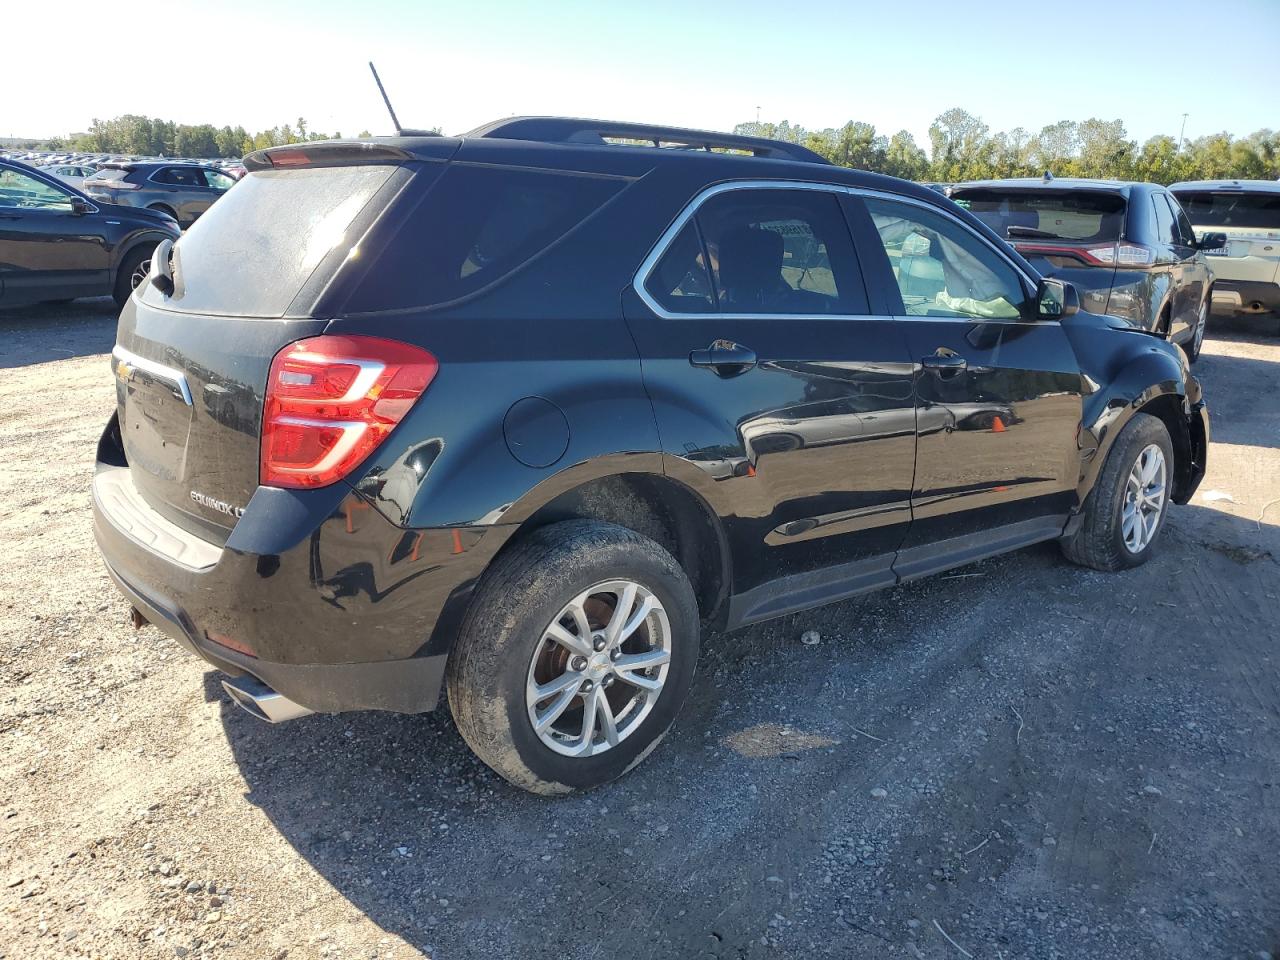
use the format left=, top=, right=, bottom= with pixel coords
left=8, top=0, right=1278, bottom=150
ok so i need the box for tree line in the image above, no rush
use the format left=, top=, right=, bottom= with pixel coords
left=34, top=115, right=374, bottom=158
left=26, top=108, right=1280, bottom=182
left=734, top=108, right=1280, bottom=184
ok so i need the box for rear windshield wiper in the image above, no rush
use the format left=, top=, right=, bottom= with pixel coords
left=1006, top=225, right=1067, bottom=240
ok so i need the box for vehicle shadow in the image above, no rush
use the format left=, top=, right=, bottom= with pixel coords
left=0, top=298, right=117, bottom=368
left=209, top=501, right=1279, bottom=959
left=1194, top=330, right=1280, bottom=450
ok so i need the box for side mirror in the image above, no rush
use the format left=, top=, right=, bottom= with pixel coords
left=70, top=197, right=93, bottom=216
left=1197, top=232, right=1228, bottom=252
left=1036, top=278, right=1079, bottom=320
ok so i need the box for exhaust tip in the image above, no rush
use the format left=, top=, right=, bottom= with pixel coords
left=221, top=676, right=314, bottom=724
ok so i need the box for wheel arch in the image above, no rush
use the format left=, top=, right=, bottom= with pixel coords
left=1077, top=351, right=1197, bottom=510
left=499, top=471, right=731, bottom=628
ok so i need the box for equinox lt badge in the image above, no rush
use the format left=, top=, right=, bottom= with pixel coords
left=190, top=490, right=245, bottom=519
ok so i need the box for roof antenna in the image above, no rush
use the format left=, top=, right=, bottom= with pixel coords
left=369, top=61, right=402, bottom=134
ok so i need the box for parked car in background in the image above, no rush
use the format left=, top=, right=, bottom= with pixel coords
left=948, top=178, right=1225, bottom=361
left=82, top=161, right=236, bottom=228
left=38, top=162, right=97, bottom=189
left=93, top=119, right=1208, bottom=794
left=1169, top=180, right=1280, bottom=322
left=0, top=159, right=180, bottom=308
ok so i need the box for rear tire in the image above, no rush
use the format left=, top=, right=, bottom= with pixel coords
left=1186, top=294, right=1208, bottom=363
left=1061, top=412, right=1174, bottom=571
left=113, top=246, right=154, bottom=309
left=447, top=520, right=699, bottom=795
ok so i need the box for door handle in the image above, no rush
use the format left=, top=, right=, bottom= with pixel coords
left=921, top=353, right=967, bottom=377
left=690, top=340, right=757, bottom=376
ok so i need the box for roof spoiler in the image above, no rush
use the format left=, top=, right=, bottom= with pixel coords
left=243, top=141, right=415, bottom=171
left=463, top=116, right=830, bottom=165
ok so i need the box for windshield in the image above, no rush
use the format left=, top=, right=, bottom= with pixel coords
left=951, top=189, right=1126, bottom=243
left=1171, top=191, right=1280, bottom=230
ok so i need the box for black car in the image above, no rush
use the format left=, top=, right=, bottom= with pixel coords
left=948, top=177, right=1226, bottom=362
left=82, top=161, right=236, bottom=228
left=0, top=159, right=180, bottom=308
left=92, top=120, right=1209, bottom=794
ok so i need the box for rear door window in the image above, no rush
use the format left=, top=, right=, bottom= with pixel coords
left=202, top=169, right=235, bottom=190
left=690, top=188, right=868, bottom=315
left=345, top=164, right=625, bottom=312
left=139, top=164, right=398, bottom=317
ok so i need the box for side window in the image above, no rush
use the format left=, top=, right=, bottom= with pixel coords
left=151, top=167, right=177, bottom=184
left=861, top=196, right=1028, bottom=321
left=645, top=221, right=715, bottom=313
left=1152, top=194, right=1177, bottom=245
left=1167, top=195, right=1196, bottom=246
left=203, top=170, right=234, bottom=190
left=693, top=189, right=868, bottom=315
left=0, top=167, right=73, bottom=210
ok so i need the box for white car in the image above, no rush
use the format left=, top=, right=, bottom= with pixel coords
left=1170, top=180, right=1280, bottom=319
left=38, top=163, right=97, bottom=189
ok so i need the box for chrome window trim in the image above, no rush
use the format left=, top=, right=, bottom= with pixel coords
left=632, top=178, right=1046, bottom=325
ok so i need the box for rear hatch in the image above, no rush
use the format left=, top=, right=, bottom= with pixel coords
left=83, top=165, right=139, bottom=201
left=1170, top=188, right=1280, bottom=284
left=950, top=187, right=1128, bottom=315
left=112, top=146, right=429, bottom=542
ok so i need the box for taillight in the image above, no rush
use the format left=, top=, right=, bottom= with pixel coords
left=88, top=179, right=139, bottom=191
left=1013, top=241, right=1155, bottom=268
left=261, top=335, right=438, bottom=489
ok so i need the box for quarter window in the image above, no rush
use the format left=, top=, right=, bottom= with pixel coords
left=862, top=196, right=1028, bottom=321
left=1152, top=193, right=1177, bottom=245
left=645, top=221, right=715, bottom=313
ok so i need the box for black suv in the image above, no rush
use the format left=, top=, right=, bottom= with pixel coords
left=93, top=120, right=1209, bottom=794
left=0, top=159, right=179, bottom=308
left=948, top=178, right=1227, bottom=362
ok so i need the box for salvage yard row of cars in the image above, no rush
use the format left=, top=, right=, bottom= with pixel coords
left=2, top=120, right=1277, bottom=793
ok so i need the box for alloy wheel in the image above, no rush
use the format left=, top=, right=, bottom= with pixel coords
left=130, top=260, right=151, bottom=290
left=1121, top=444, right=1167, bottom=553
left=525, top=579, right=671, bottom=758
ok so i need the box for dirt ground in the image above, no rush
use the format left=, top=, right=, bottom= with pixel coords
left=1, top=300, right=1277, bottom=960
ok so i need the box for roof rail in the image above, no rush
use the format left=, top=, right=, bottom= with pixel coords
left=463, top=116, right=830, bottom=165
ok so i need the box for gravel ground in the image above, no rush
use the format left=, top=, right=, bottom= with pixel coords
left=2, top=300, right=1278, bottom=960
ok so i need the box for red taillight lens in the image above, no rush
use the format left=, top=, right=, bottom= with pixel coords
left=261, top=335, right=438, bottom=489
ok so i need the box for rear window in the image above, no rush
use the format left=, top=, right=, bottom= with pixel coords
left=89, top=167, right=131, bottom=181
left=1170, top=191, right=1280, bottom=230
left=141, top=165, right=397, bottom=317
left=344, top=164, right=625, bottom=312
left=952, top=189, right=1126, bottom=243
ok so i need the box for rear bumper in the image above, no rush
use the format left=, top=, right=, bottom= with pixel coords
left=1212, top=279, right=1280, bottom=314
left=93, top=457, right=513, bottom=714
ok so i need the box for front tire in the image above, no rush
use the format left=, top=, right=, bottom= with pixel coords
left=113, top=246, right=154, bottom=308
left=447, top=520, right=699, bottom=794
left=1061, top=412, right=1174, bottom=571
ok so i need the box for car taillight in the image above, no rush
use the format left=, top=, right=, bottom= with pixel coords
left=1013, top=241, right=1155, bottom=267
left=261, top=335, right=438, bottom=489
left=1091, top=243, right=1156, bottom=266
left=88, top=179, right=139, bottom=191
